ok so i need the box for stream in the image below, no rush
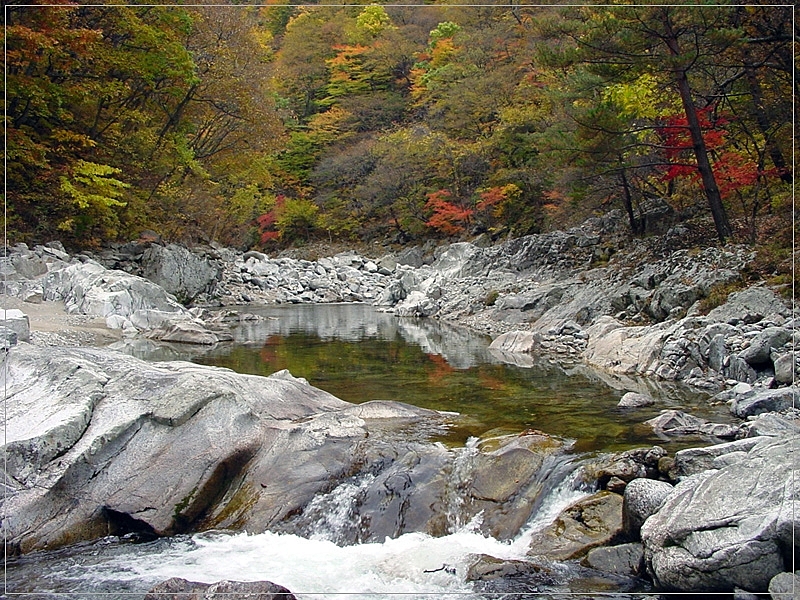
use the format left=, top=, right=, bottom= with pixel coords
left=5, top=304, right=734, bottom=597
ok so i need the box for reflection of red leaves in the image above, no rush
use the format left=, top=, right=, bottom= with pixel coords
left=426, top=352, right=454, bottom=383
left=477, top=370, right=505, bottom=391
left=259, top=335, right=282, bottom=365
left=425, top=189, right=473, bottom=235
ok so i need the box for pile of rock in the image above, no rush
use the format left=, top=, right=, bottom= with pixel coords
left=515, top=432, right=800, bottom=597
left=213, top=250, right=397, bottom=305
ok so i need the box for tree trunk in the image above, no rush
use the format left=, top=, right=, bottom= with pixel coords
left=662, top=13, right=733, bottom=243
left=742, top=47, right=793, bottom=184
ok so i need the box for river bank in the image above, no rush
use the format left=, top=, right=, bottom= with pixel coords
left=1, top=221, right=797, bottom=597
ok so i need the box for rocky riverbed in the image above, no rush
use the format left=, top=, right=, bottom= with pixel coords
left=1, top=219, right=798, bottom=597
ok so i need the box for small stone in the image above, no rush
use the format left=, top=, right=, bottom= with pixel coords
left=618, top=391, right=656, bottom=408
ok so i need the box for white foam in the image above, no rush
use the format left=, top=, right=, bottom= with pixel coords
left=78, top=527, right=529, bottom=599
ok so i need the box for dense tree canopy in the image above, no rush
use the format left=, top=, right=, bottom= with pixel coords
left=4, top=1, right=794, bottom=251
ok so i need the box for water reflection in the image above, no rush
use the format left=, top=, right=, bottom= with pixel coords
left=112, top=303, right=735, bottom=453
left=229, top=303, right=498, bottom=370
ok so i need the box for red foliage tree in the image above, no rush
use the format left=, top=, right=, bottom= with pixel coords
left=424, top=189, right=473, bottom=235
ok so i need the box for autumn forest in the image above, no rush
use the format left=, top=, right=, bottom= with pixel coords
left=4, top=1, right=795, bottom=255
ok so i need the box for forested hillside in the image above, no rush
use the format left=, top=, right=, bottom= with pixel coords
left=5, top=1, right=794, bottom=255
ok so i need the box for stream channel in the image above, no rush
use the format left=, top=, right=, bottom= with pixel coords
left=5, top=303, right=735, bottom=598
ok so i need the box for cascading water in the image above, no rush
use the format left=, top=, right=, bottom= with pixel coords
left=5, top=448, right=601, bottom=599
left=512, top=451, right=597, bottom=548
left=297, top=473, right=377, bottom=544
left=443, top=436, right=481, bottom=532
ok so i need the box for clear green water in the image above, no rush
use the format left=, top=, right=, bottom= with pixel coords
left=180, top=304, right=734, bottom=454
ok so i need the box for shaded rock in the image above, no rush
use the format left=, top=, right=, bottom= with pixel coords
left=11, top=255, right=48, bottom=279
left=582, top=542, right=644, bottom=576
left=622, top=478, right=674, bottom=539
left=641, top=435, right=799, bottom=593
left=0, top=326, right=18, bottom=348
left=768, top=571, right=800, bottom=599
left=731, top=387, right=797, bottom=418
left=617, top=391, right=655, bottom=408
left=738, top=327, right=792, bottom=367
left=0, top=309, right=30, bottom=342
left=141, top=244, right=221, bottom=304
left=726, top=355, right=758, bottom=384
left=706, top=287, right=789, bottom=325
left=144, top=577, right=296, bottom=600
left=526, top=491, right=623, bottom=560
left=395, top=246, right=424, bottom=268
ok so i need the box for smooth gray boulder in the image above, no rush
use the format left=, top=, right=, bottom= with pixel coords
left=618, top=391, right=655, bottom=408
left=706, top=287, right=789, bottom=325
left=622, top=478, right=674, bottom=539
left=773, top=352, right=796, bottom=385
left=0, top=344, right=363, bottom=554
left=768, top=571, right=800, bottom=599
left=489, top=330, right=538, bottom=353
left=641, top=435, right=799, bottom=592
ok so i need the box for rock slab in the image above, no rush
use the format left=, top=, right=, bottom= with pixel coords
left=641, top=435, right=799, bottom=593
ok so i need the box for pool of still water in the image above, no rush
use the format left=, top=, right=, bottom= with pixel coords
left=132, top=302, right=735, bottom=454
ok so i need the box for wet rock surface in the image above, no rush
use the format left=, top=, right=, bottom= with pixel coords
left=144, top=577, right=296, bottom=600
left=525, top=491, right=624, bottom=561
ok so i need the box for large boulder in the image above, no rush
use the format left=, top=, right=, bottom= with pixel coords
left=622, top=478, right=674, bottom=539
left=641, top=435, right=799, bottom=592
left=0, top=344, right=366, bottom=553
left=43, top=261, right=187, bottom=318
left=738, top=327, right=792, bottom=367
left=141, top=244, right=221, bottom=304
left=731, top=387, right=798, bottom=418
left=706, top=287, right=789, bottom=325
left=488, top=330, right=539, bottom=353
